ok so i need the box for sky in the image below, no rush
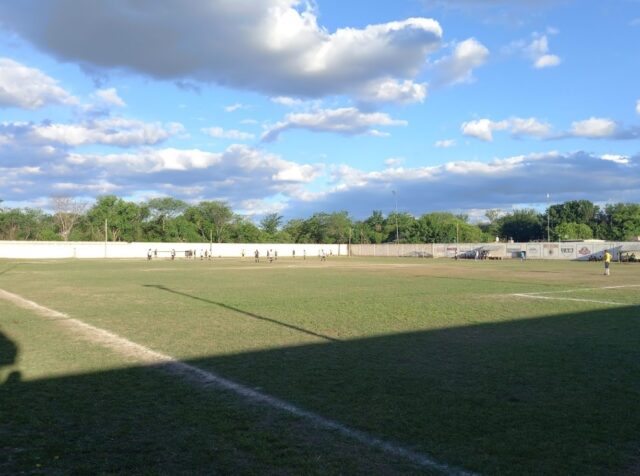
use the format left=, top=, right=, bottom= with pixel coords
left=0, top=0, right=639, bottom=222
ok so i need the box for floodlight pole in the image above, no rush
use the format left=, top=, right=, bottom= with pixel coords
left=392, top=190, right=399, bottom=243
left=546, top=193, right=550, bottom=243
left=392, top=190, right=399, bottom=257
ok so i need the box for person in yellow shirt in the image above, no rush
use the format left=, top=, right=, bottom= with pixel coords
left=604, top=250, right=612, bottom=276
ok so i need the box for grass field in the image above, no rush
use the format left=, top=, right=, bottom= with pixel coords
left=1, top=256, right=640, bottom=475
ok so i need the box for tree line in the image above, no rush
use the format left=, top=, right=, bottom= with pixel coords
left=0, top=196, right=639, bottom=243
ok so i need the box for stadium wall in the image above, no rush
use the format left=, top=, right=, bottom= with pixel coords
left=0, top=241, right=346, bottom=259
left=350, top=242, right=634, bottom=260
left=0, top=240, right=635, bottom=260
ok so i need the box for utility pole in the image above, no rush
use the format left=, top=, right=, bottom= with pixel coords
left=546, top=193, right=550, bottom=242
left=392, top=190, right=399, bottom=243
left=392, top=190, right=399, bottom=257
left=104, top=218, right=108, bottom=258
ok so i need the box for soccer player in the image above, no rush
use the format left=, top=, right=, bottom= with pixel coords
left=604, top=250, right=612, bottom=276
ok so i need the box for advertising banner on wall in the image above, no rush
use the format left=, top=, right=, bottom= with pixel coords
left=543, top=243, right=560, bottom=258
left=560, top=245, right=576, bottom=259
left=576, top=245, right=592, bottom=260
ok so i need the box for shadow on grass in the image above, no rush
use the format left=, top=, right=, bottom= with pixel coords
left=2, top=304, right=640, bottom=475
left=143, top=284, right=340, bottom=342
left=0, top=329, right=20, bottom=384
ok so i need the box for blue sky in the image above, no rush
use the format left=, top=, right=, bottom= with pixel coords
left=0, top=0, right=638, bottom=222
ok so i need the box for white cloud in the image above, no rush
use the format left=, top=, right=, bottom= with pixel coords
left=0, top=2, right=443, bottom=101
left=271, top=96, right=304, bottom=107
left=94, top=88, right=126, bottom=107
left=357, top=78, right=427, bottom=104
left=601, top=154, right=629, bottom=165
left=462, top=117, right=551, bottom=141
left=461, top=119, right=509, bottom=141
left=527, top=34, right=561, bottom=69
left=225, top=103, right=247, bottom=112
left=262, top=107, right=407, bottom=142
left=384, top=157, right=405, bottom=167
left=52, top=180, right=120, bottom=194
left=31, top=118, right=184, bottom=147
left=432, top=38, right=489, bottom=86
left=434, top=139, right=456, bottom=148
left=503, top=33, right=561, bottom=69
left=285, top=150, right=640, bottom=219
left=67, top=144, right=324, bottom=184
left=0, top=57, right=77, bottom=109
left=636, top=99, right=640, bottom=115
left=570, top=117, right=617, bottom=138
left=238, top=198, right=287, bottom=217
left=534, top=54, right=561, bottom=68
left=201, top=126, right=255, bottom=141
left=509, top=117, right=552, bottom=137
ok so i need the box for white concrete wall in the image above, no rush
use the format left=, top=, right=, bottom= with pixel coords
left=351, top=242, right=631, bottom=260
left=0, top=241, right=346, bottom=259
left=0, top=240, right=632, bottom=260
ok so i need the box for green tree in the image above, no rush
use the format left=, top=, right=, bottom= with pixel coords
left=86, top=195, right=146, bottom=241
left=184, top=201, right=233, bottom=243
left=555, top=222, right=593, bottom=240
left=145, top=197, right=188, bottom=240
left=260, top=213, right=283, bottom=237
left=604, top=203, right=640, bottom=240
left=282, top=219, right=310, bottom=243
left=229, top=216, right=263, bottom=242
left=364, top=210, right=386, bottom=244
left=497, top=209, right=543, bottom=242
left=326, top=211, right=353, bottom=244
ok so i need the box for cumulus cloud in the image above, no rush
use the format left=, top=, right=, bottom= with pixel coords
left=201, top=126, right=255, bottom=141
left=284, top=151, right=640, bottom=219
left=384, top=157, right=405, bottom=167
left=461, top=116, right=640, bottom=141
left=261, top=107, right=407, bottom=142
left=0, top=57, right=77, bottom=109
left=461, top=119, right=509, bottom=141
left=238, top=198, right=288, bottom=217
left=505, top=33, right=561, bottom=69
left=636, top=99, right=640, bottom=115
left=601, top=154, right=630, bottom=165
left=271, top=96, right=304, bottom=107
left=0, top=1, right=443, bottom=101
left=528, top=35, right=561, bottom=69
left=357, top=78, right=427, bottom=104
left=434, top=139, right=456, bottom=148
left=461, top=117, right=551, bottom=141
left=93, top=88, right=126, bottom=107
left=225, top=103, right=248, bottom=113
left=432, top=38, right=489, bottom=86
left=29, top=118, right=184, bottom=147
left=569, top=117, right=617, bottom=138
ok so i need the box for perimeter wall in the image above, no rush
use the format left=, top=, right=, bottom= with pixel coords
left=0, top=241, right=346, bottom=259
left=0, top=240, right=636, bottom=260
left=350, top=242, right=636, bottom=260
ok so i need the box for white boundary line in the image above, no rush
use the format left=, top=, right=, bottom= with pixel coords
left=518, top=284, right=640, bottom=296
left=511, top=294, right=622, bottom=306
left=510, top=283, right=640, bottom=306
left=0, top=287, right=475, bottom=476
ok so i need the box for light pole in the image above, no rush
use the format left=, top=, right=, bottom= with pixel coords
left=546, top=193, right=550, bottom=242
left=392, top=190, right=399, bottom=245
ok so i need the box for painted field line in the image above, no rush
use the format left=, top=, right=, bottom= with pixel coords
left=511, top=293, right=622, bottom=306
left=518, top=284, right=640, bottom=296
left=0, top=287, right=475, bottom=476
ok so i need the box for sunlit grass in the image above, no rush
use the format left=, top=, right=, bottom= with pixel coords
left=1, top=257, right=639, bottom=474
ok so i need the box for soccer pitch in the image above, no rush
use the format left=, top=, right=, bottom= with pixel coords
left=1, top=257, right=639, bottom=475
